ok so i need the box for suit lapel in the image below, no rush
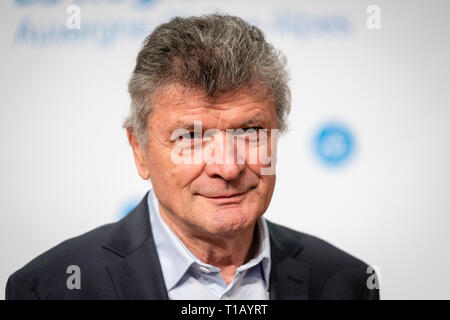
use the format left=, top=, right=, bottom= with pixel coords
left=105, top=239, right=168, bottom=299
left=103, top=193, right=169, bottom=300
left=267, top=221, right=311, bottom=300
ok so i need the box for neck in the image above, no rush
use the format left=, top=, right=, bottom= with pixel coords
left=158, top=204, right=259, bottom=285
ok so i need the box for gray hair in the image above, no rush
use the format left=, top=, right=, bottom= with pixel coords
left=124, top=14, right=291, bottom=148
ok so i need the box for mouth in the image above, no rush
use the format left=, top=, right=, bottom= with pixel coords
left=200, top=191, right=248, bottom=205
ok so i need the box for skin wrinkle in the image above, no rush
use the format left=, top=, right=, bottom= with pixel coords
left=128, top=83, right=278, bottom=285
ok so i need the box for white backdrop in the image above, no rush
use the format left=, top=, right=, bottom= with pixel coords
left=1, top=0, right=449, bottom=299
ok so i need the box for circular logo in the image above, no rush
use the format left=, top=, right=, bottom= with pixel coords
left=314, top=123, right=355, bottom=166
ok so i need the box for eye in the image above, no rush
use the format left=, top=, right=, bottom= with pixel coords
left=234, top=127, right=262, bottom=134
left=176, top=131, right=203, bottom=150
left=233, top=127, right=262, bottom=143
left=180, top=131, right=202, bottom=140
left=245, top=126, right=262, bottom=132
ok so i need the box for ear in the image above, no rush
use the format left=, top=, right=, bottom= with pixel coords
left=127, top=128, right=150, bottom=180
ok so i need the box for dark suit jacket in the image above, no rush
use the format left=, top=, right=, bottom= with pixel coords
left=6, top=194, right=379, bottom=300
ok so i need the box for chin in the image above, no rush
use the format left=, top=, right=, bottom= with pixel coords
left=199, top=206, right=259, bottom=235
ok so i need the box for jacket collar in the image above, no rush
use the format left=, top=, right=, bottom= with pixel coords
left=266, top=221, right=310, bottom=300
left=103, top=193, right=310, bottom=300
left=103, top=192, right=169, bottom=300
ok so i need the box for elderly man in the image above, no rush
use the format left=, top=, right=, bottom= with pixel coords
left=6, top=14, right=379, bottom=300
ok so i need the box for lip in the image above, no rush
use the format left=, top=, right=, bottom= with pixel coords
left=200, top=191, right=248, bottom=205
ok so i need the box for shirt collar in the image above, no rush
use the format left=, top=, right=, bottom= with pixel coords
left=147, top=189, right=271, bottom=291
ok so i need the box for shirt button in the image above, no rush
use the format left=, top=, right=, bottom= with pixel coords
left=199, top=266, right=210, bottom=273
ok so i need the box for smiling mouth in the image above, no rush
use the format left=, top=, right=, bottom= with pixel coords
left=200, top=191, right=248, bottom=205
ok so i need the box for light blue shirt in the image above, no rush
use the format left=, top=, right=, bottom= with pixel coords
left=147, top=189, right=271, bottom=300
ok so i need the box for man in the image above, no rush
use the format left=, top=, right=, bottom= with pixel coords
left=6, top=14, right=379, bottom=300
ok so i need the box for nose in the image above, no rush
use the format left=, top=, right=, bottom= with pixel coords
left=204, top=162, right=246, bottom=181
left=203, top=131, right=246, bottom=181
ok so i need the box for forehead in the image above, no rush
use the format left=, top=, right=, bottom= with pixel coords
left=150, top=84, right=277, bottom=130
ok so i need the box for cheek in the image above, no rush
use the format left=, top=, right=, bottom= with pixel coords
left=148, top=140, right=198, bottom=180
left=168, top=164, right=205, bottom=190
left=147, top=142, right=204, bottom=199
left=246, top=167, right=276, bottom=207
left=242, top=137, right=277, bottom=173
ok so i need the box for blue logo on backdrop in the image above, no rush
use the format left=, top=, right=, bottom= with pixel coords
left=313, top=123, right=355, bottom=167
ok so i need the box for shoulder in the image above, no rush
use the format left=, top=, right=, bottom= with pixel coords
left=267, top=220, right=379, bottom=299
left=6, top=222, right=119, bottom=299
left=267, top=220, right=367, bottom=266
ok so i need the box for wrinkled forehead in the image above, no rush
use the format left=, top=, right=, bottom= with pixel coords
left=149, top=83, right=278, bottom=132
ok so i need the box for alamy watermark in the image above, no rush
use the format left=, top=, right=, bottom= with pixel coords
left=66, top=264, right=81, bottom=290
left=366, top=265, right=381, bottom=290
left=66, top=4, right=81, bottom=30
left=366, top=5, right=381, bottom=30
left=170, top=121, right=279, bottom=175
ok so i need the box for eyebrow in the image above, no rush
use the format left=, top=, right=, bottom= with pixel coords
left=168, top=121, right=197, bottom=133
left=167, top=115, right=268, bottom=133
left=240, top=118, right=266, bottom=128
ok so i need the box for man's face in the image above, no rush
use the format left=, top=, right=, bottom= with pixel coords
left=130, top=84, right=278, bottom=237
